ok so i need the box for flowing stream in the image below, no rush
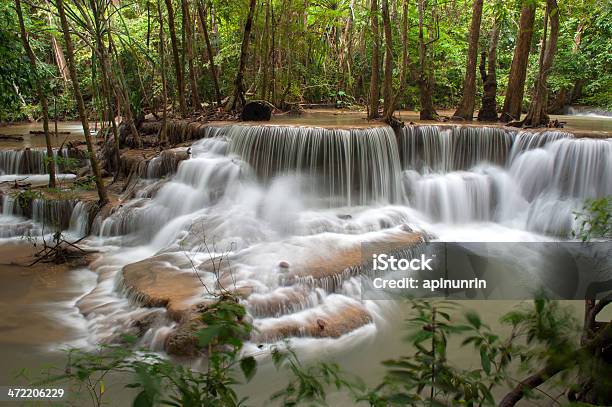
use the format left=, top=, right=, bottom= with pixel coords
left=0, top=123, right=611, bottom=403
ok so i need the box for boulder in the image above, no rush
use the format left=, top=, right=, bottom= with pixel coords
left=240, top=101, right=272, bottom=121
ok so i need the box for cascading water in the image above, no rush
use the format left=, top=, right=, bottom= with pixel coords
left=0, top=147, right=80, bottom=175
left=4, top=123, right=610, bottom=354
left=228, top=125, right=404, bottom=206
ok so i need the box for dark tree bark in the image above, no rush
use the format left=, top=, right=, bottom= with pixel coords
left=521, top=0, right=559, bottom=127
left=381, top=0, right=394, bottom=122
left=157, top=0, right=168, bottom=144
left=500, top=1, right=536, bottom=122
left=16, top=0, right=56, bottom=189
left=548, top=23, right=583, bottom=114
left=417, top=0, right=437, bottom=120
left=182, top=0, right=200, bottom=110
left=106, top=30, right=141, bottom=147
left=259, top=0, right=271, bottom=100
left=56, top=0, right=108, bottom=205
left=227, top=0, right=257, bottom=112
left=367, top=0, right=380, bottom=119
left=164, top=0, right=187, bottom=116
left=196, top=1, right=222, bottom=106
left=477, top=20, right=499, bottom=121
left=453, top=0, right=484, bottom=120
left=86, top=0, right=123, bottom=170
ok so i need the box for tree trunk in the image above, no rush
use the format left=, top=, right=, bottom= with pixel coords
left=56, top=0, right=108, bottom=205
left=157, top=0, right=168, bottom=144
left=500, top=1, right=536, bottom=122
left=86, top=0, right=122, bottom=174
left=182, top=0, right=200, bottom=110
left=259, top=0, right=271, bottom=100
left=367, top=0, right=380, bottom=119
left=16, top=0, right=56, bottom=189
left=417, top=0, right=437, bottom=120
left=106, top=26, right=142, bottom=147
left=164, top=0, right=187, bottom=116
left=453, top=0, right=484, bottom=120
left=548, top=23, right=583, bottom=115
left=477, top=19, right=499, bottom=121
left=43, top=0, right=68, bottom=85
left=389, top=0, right=410, bottom=113
left=196, top=1, right=222, bottom=106
left=381, top=0, right=394, bottom=122
left=227, top=0, right=257, bottom=112
left=521, top=0, right=559, bottom=127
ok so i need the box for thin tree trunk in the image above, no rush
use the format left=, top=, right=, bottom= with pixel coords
left=453, top=0, right=484, bottom=120
left=500, top=1, right=536, bottom=122
left=381, top=0, right=394, bottom=122
left=548, top=22, right=582, bottom=114
left=521, top=0, right=559, bottom=127
left=164, top=0, right=187, bottom=116
left=259, top=0, right=271, bottom=100
left=367, top=0, right=380, bottom=119
left=56, top=0, right=108, bottom=204
left=477, top=19, right=499, bottom=121
left=106, top=25, right=141, bottom=147
left=16, top=0, right=56, bottom=189
left=157, top=0, right=168, bottom=143
left=182, top=0, right=200, bottom=110
left=44, top=0, right=68, bottom=85
left=417, top=0, right=437, bottom=120
left=389, top=0, right=409, bottom=113
left=196, top=1, right=222, bottom=106
left=227, top=0, right=257, bottom=112
left=87, top=0, right=121, bottom=176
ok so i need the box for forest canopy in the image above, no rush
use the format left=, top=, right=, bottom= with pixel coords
left=0, top=0, right=610, bottom=122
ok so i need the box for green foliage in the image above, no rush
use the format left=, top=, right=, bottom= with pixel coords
left=270, top=347, right=362, bottom=406
left=574, top=196, right=612, bottom=241
left=3, top=0, right=611, bottom=121
left=73, top=175, right=97, bottom=191
left=25, top=296, right=593, bottom=406
left=12, top=189, right=43, bottom=210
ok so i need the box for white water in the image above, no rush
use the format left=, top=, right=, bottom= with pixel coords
left=567, top=106, right=612, bottom=119
left=1, top=124, right=610, bottom=354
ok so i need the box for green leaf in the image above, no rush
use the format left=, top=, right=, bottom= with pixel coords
left=197, top=325, right=221, bottom=347
left=132, top=390, right=153, bottom=407
left=480, top=345, right=491, bottom=375
left=465, top=311, right=482, bottom=329
left=240, top=356, right=257, bottom=382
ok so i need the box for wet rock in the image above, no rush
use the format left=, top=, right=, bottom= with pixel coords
left=246, top=286, right=316, bottom=318
left=282, top=230, right=424, bottom=291
left=337, top=214, right=352, bottom=220
left=400, top=224, right=413, bottom=232
left=130, top=310, right=164, bottom=337
left=253, top=300, right=372, bottom=342
left=240, top=101, right=272, bottom=121
left=121, top=253, right=204, bottom=319
left=165, top=321, right=201, bottom=357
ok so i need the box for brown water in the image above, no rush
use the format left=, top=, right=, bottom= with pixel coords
left=0, top=121, right=85, bottom=149
left=0, top=241, right=604, bottom=407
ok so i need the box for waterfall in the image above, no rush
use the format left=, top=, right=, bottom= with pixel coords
left=0, top=148, right=80, bottom=175
left=508, top=131, right=572, bottom=162
left=22, top=123, right=609, bottom=353
left=228, top=125, right=403, bottom=205
left=399, top=125, right=514, bottom=172
left=31, top=198, right=77, bottom=230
